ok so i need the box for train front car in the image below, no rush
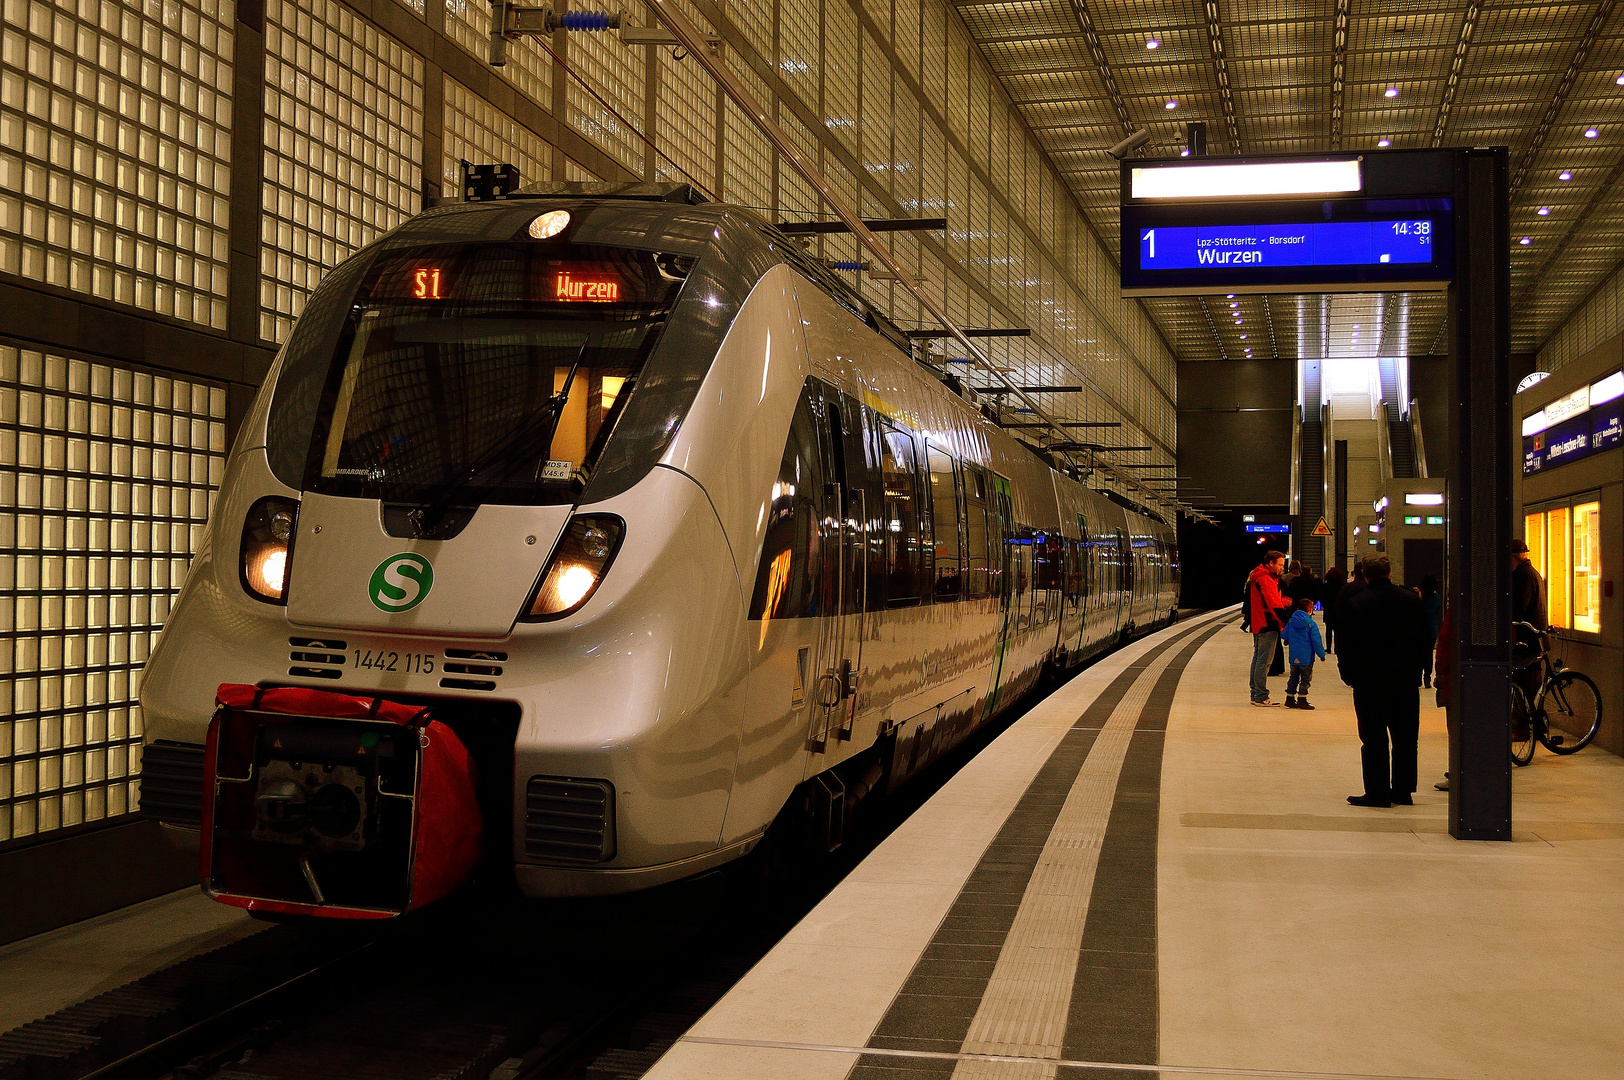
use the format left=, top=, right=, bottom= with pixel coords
left=139, top=188, right=811, bottom=913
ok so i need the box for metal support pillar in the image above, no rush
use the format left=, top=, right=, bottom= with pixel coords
left=1335, top=439, right=1348, bottom=571
left=1447, top=148, right=1513, bottom=842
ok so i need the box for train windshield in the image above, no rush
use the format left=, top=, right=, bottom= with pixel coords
left=304, top=242, right=694, bottom=505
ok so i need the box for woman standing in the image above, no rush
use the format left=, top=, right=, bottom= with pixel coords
left=1321, top=565, right=1347, bottom=653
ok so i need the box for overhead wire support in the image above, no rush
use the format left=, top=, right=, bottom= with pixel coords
left=635, top=0, right=1178, bottom=514
left=776, top=217, right=948, bottom=235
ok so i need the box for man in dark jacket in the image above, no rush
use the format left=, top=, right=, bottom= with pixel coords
left=1338, top=556, right=1431, bottom=807
left=1510, top=538, right=1548, bottom=717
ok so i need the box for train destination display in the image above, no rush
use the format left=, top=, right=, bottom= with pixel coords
left=1119, top=165, right=1455, bottom=295
left=1139, top=220, right=1435, bottom=270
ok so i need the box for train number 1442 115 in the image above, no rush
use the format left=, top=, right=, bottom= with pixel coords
left=353, top=649, right=436, bottom=673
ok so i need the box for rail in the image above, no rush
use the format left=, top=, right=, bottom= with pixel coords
left=1375, top=399, right=1396, bottom=482
left=1290, top=405, right=1303, bottom=516
left=1409, top=397, right=1429, bottom=478
left=1323, top=405, right=1337, bottom=567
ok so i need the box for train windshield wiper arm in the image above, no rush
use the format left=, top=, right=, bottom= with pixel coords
left=410, top=341, right=589, bottom=532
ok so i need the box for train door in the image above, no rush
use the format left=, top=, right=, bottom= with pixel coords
left=982, top=474, right=1017, bottom=719
left=1103, top=526, right=1126, bottom=639
left=1074, top=514, right=1091, bottom=655
left=1118, top=529, right=1134, bottom=634
left=805, top=383, right=865, bottom=753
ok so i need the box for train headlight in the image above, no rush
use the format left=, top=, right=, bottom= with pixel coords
left=524, top=515, right=625, bottom=621
left=241, top=496, right=300, bottom=604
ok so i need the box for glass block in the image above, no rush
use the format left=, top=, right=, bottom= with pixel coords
left=0, top=350, right=227, bottom=847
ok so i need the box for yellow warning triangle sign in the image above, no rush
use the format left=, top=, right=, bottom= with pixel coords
left=1311, top=517, right=1333, bottom=537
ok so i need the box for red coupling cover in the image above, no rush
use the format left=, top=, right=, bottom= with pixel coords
left=201, top=684, right=483, bottom=919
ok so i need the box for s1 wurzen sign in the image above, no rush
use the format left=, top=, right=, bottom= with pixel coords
left=1119, top=148, right=1515, bottom=843
left=1120, top=153, right=1456, bottom=297
left=1140, top=219, right=1436, bottom=270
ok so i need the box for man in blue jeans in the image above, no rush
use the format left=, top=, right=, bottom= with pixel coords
left=1247, top=550, right=1289, bottom=706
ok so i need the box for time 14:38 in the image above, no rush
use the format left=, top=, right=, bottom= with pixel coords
left=1391, top=221, right=1432, bottom=236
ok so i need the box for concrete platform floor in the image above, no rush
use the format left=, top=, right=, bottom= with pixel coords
left=648, top=610, right=1624, bottom=1080
left=0, top=887, right=260, bottom=1033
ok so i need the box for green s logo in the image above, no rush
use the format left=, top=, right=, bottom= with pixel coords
left=369, top=553, right=434, bottom=613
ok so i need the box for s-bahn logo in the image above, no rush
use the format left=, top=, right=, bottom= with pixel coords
left=369, top=553, right=434, bottom=613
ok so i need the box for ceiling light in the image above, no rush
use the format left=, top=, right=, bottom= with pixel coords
left=1520, top=237, right=1532, bottom=245
left=1353, top=324, right=1360, bottom=329
left=1617, top=74, right=1624, bottom=85
left=1165, top=100, right=1179, bottom=110
left=1146, top=38, right=1160, bottom=49
left=1235, top=319, right=1244, bottom=325
left=1227, top=293, right=1235, bottom=298
left=1180, top=148, right=1190, bottom=157
left=1559, top=171, right=1573, bottom=180
left=1377, top=138, right=1391, bottom=148
left=1385, top=87, right=1399, bottom=98
left=1538, top=207, right=1550, bottom=216
left=1240, top=334, right=1248, bottom=339
left=1131, top=159, right=1361, bottom=200
left=1584, top=128, right=1599, bottom=138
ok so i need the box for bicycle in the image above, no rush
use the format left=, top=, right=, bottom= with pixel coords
left=1510, top=621, right=1603, bottom=766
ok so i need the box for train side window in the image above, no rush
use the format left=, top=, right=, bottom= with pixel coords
left=747, top=391, right=824, bottom=623
left=926, top=448, right=963, bottom=600
left=878, top=421, right=924, bottom=605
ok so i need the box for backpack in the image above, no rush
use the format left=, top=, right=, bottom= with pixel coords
left=1240, top=577, right=1254, bottom=631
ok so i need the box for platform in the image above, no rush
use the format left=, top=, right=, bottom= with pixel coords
left=646, top=608, right=1624, bottom=1080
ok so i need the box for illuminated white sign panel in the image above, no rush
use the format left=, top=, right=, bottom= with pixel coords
left=1131, top=159, right=1363, bottom=200
left=1592, top=370, right=1624, bottom=406
left=1521, top=375, right=1619, bottom=435
left=1404, top=492, right=1445, bottom=506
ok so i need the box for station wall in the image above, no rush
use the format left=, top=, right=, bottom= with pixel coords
left=1175, top=358, right=1293, bottom=508
left=0, top=0, right=1179, bottom=852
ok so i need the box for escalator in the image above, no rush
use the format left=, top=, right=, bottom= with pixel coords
left=1387, top=401, right=1416, bottom=478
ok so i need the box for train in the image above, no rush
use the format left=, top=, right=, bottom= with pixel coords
left=137, top=183, right=1179, bottom=918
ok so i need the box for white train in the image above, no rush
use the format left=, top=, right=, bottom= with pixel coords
left=138, top=185, right=1178, bottom=916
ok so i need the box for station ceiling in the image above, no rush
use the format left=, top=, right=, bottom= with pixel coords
left=957, top=0, right=1624, bottom=362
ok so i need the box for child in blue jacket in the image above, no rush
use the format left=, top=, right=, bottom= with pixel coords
left=1282, top=597, right=1327, bottom=709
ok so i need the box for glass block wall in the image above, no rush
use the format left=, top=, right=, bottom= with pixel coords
left=0, top=0, right=234, bottom=328
left=0, top=345, right=226, bottom=843
left=258, top=0, right=424, bottom=343
left=1538, top=263, right=1624, bottom=373
left=442, top=77, right=553, bottom=200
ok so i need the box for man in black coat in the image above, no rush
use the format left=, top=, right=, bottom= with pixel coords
left=1338, top=556, right=1431, bottom=807
left=1510, top=538, right=1548, bottom=716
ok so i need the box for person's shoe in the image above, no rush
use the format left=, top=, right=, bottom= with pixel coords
left=1297, top=700, right=1316, bottom=710
left=1284, top=695, right=1298, bottom=708
left=1390, top=793, right=1413, bottom=805
left=1252, top=699, right=1281, bottom=707
left=1433, top=779, right=1449, bottom=791
left=1347, top=794, right=1390, bottom=808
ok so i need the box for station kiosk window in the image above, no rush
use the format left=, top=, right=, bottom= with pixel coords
left=1525, top=496, right=1603, bottom=635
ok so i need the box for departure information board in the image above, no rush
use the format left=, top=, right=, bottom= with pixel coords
left=1139, top=219, right=1435, bottom=270
left=1120, top=196, right=1453, bottom=296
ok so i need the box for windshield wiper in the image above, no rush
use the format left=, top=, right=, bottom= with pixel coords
left=409, top=341, right=588, bottom=534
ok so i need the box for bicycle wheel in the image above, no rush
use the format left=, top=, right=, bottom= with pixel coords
left=1511, top=683, right=1536, bottom=767
left=1538, top=671, right=1602, bottom=754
